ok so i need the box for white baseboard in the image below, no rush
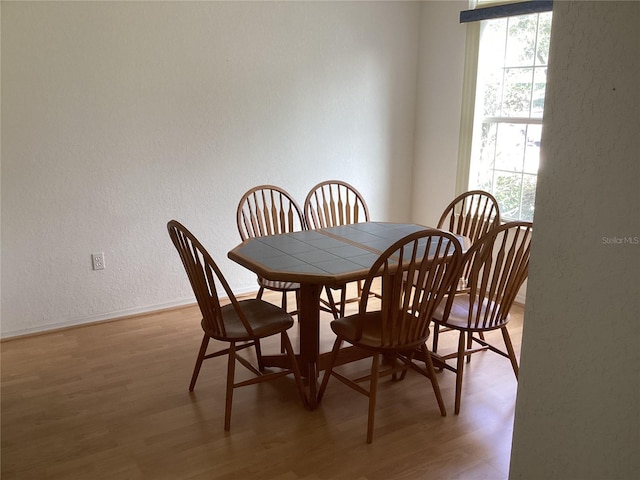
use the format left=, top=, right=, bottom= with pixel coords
left=1, top=285, right=260, bottom=341
left=0, top=298, right=195, bottom=340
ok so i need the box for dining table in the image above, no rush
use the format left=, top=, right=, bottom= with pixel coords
left=228, top=221, right=463, bottom=408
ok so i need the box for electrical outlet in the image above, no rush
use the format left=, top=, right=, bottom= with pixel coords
left=92, top=252, right=105, bottom=270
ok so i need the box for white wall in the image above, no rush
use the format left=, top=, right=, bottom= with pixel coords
left=1, top=1, right=422, bottom=337
left=412, top=0, right=467, bottom=226
left=509, top=1, right=640, bottom=478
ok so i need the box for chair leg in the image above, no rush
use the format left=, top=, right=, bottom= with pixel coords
left=224, top=342, right=237, bottom=431
left=466, top=330, right=474, bottom=363
left=281, top=332, right=308, bottom=407
left=339, top=286, right=347, bottom=318
left=324, top=286, right=339, bottom=319
left=421, top=344, right=446, bottom=416
left=254, top=339, right=264, bottom=372
left=454, top=332, right=466, bottom=415
left=366, top=353, right=380, bottom=444
left=432, top=323, right=440, bottom=353
left=318, top=336, right=343, bottom=402
left=189, top=334, right=210, bottom=391
left=398, top=350, right=415, bottom=381
left=280, top=290, right=289, bottom=352
left=256, top=286, right=265, bottom=300
left=501, top=326, right=519, bottom=379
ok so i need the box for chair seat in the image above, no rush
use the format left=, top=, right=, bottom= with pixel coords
left=258, top=277, right=300, bottom=292
left=203, top=299, right=295, bottom=341
left=331, top=311, right=427, bottom=352
left=433, top=294, right=510, bottom=332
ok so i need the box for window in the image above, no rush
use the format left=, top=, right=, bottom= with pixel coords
left=461, top=4, right=553, bottom=221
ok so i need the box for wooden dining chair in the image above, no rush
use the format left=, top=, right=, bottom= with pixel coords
left=432, top=190, right=501, bottom=351
left=236, top=185, right=307, bottom=315
left=318, top=229, right=463, bottom=443
left=167, top=220, right=307, bottom=431
left=437, top=190, right=501, bottom=245
left=431, top=221, right=533, bottom=414
left=303, top=180, right=372, bottom=319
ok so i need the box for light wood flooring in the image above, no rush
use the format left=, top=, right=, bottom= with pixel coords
left=1, top=288, right=523, bottom=479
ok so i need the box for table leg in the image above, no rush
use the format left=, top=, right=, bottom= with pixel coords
left=298, top=283, right=321, bottom=409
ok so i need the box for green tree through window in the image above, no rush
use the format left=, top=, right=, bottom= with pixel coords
left=468, top=11, right=552, bottom=221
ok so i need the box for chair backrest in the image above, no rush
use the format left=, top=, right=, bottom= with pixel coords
left=237, top=185, right=306, bottom=241
left=461, top=221, right=533, bottom=329
left=437, top=190, right=501, bottom=244
left=167, top=220, right=253, bottom=338
left=304, top=180, right=370, bottom=229
left=356, top=230, right=462, bottom=348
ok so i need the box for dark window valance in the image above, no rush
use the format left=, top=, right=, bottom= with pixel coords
left=460, top=1, right=553, bottom=23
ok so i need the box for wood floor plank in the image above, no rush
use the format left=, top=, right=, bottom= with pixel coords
left=1, top=288, right=523, bottom=479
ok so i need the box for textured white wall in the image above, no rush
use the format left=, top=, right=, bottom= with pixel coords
left=1, top=1, right=422, bottom=337
left=510, top=1, right=640, bottom=478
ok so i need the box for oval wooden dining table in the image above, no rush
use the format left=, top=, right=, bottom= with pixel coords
left=228, top=221, right=464, bottom=408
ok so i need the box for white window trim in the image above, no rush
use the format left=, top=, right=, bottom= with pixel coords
left=455, top=20, right=481, bottom=197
